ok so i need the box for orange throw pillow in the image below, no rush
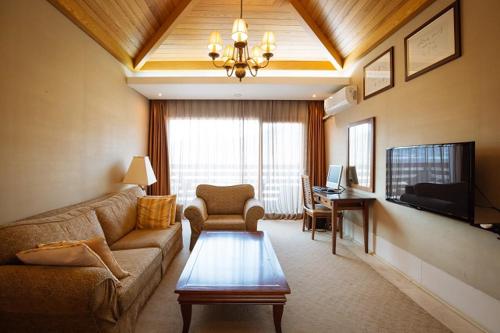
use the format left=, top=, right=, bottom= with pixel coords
left=136, top=195, right=177, bottom=229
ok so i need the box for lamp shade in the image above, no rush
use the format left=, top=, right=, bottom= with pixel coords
left=122, top=156, right=157, bottom=186
left=207, top=31, right=223, bottom=53
left=231, top=18, right=248, bottom=43
left=261, top=31, right=276, bottom=53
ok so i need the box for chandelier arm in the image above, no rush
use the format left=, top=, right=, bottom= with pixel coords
left=233, top=44, right=238, bottom=61
left=211, top=59, right=226, bottom=69
left=244, top=43, right=250, bottom=59
left=247, top=64, right=258, bottom=77
left=259, top=58, right=271, bottom=69
left=227, top=65, right=236, bottom=77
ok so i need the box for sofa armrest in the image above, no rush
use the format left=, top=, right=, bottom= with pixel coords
left=184, top=198, right=208, bottom=250
left=0, top=265, right=119, bottom=324
left=244, top=198, right=265, bottom=231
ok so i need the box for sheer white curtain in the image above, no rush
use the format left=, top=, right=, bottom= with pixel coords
left=166, top=100, right=307, bottom=218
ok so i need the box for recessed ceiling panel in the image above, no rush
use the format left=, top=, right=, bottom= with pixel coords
left=149, top=0, right=331, bottom=61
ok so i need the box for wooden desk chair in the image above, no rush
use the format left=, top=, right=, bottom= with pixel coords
left=301, top=175, right=332, bottom=240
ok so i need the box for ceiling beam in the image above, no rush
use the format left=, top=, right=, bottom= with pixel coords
left=48, top=0, right=133, bottom=69
left=140, top=61, right=336, bottom=71
left=288, top=0, right=344, bottom=71
left=344, top=0, right=436, bottom=68
left=133, top=0, right=199, bottom=70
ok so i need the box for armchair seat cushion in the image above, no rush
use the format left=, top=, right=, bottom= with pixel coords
left=204, top=215, right=246, bottom=230
left=112, top=248, right=162, bottom=313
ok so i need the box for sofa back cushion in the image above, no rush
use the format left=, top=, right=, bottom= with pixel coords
left=0, top=209, right=105, bottom=265
left=93, top=191, right=139, bottom=245
left=196, top=184, right=254, bottom=215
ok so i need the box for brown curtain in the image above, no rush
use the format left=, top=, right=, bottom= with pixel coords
left=148, top=101, right=170, bottom=195
left=307, top=101, right=326, bottom=186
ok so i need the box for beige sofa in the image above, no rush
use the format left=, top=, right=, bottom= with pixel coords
left=184, top=184, right=264, bottom=250
left=0, top=186, right=183, bottom=333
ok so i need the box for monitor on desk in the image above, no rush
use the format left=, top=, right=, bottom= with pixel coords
left=326, top=165, right=343, bottom=190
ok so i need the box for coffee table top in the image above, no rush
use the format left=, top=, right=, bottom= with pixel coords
left=175, top=231, right=290, bottom=295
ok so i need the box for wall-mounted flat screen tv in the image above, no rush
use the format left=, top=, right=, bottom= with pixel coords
left=386, top=142, right=475, bottom=223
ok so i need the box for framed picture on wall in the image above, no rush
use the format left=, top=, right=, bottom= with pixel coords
left=363, top=47, right=394, bottom=100
left=404, top=1, right=461, bottom=81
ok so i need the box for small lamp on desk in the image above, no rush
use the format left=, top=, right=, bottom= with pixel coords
left=122, top=156, right=157, bottom=192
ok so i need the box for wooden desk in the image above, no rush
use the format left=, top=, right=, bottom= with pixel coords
left=313, top=190, right=376, bottom=254
left=175, top=231, right=291, bottom=333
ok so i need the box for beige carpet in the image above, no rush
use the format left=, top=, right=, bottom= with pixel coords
left=135, top=220, right=451, bottom=333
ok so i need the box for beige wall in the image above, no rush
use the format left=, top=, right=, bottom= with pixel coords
left=0, top=1, right=149, bottom=223
left=326, top=0, right=500, bottom=301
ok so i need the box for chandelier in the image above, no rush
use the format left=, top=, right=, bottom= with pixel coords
left=207, top=0, right=276, bottom=81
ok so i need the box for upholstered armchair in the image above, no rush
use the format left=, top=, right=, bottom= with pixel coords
left=184, top=184, right=265, bottom=250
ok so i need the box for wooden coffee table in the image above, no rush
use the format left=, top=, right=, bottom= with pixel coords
left=175, top=231, right=291, bottom=333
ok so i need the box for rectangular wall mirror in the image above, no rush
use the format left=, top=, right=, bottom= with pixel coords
left=348, top=117, right=375, bottom=192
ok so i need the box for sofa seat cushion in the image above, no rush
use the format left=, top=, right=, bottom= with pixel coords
left=112, top=248, right=162, bottom=313
left=204, top=215, right=246, bottom=230
left=110, top=223, right=182, bottom=258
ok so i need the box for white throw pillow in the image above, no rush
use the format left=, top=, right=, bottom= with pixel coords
left=17, top=242, right=120, bottom=284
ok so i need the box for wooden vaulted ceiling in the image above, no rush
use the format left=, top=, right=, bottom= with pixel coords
left=48, top=0, right=436, bottom=72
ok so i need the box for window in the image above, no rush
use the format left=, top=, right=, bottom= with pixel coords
left=167, top=100, right=307, bottom=217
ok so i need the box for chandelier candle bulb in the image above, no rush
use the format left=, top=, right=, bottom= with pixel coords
left=232, top=18, right=248, bottom=45
left=222, top=45, right=235, bottom=62
left=251, top=46, right=264, bottom=66
left=208, top=31, right=223, bottom=58
left=261, top=32, right=276, bottom=56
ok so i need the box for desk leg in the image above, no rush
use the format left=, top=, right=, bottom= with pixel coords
left=332, top=203, right=337, bottom=255
left=363, top=204, right=369, bottom=254
left=339, top=213, right=344, bottom=239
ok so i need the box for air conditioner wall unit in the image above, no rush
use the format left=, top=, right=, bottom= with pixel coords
left=323, top=85, right=358, bottom=119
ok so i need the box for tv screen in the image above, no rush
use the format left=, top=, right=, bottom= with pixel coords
left=386, top=142, right=475, bottom=223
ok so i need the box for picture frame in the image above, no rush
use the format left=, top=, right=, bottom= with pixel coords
left=404, top=1, right=461, bottom=81
left=363, top=47, right=394, bottom=100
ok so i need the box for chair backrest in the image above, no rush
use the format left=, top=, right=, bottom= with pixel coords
left=301, top=175, right=315, bottom=210
left=196, top=184, right=255, bottom=215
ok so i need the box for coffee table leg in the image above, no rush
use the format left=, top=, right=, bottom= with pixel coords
left=180, top=303, right=192, bottom=333
left=273, top=304, right=284, bottom=333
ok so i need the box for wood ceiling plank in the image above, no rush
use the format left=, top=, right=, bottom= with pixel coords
left=323, top=0, right=358, bottom=40
left=339, top=0, right=404, bottom=55
left=288, top=0, right=344, bottom=70
left=118, top=0, right=157, bottom=38
left=344, top=0, right=436, bottom=68
left=331, top=0, right=378, bottom=52
left=133, top=0, right=200, bottom=70
left=81, top=0, right=142, bottom=54
left=47, top=0, right=133, bottom=68
left=316, top=0, right=339, bottom=28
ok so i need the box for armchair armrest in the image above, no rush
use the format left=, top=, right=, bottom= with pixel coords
left=184, top=198, right=208, bottom=250
left=244, top=198, right=265, bottom=231
left=0, top=265, right=119, bottom=326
